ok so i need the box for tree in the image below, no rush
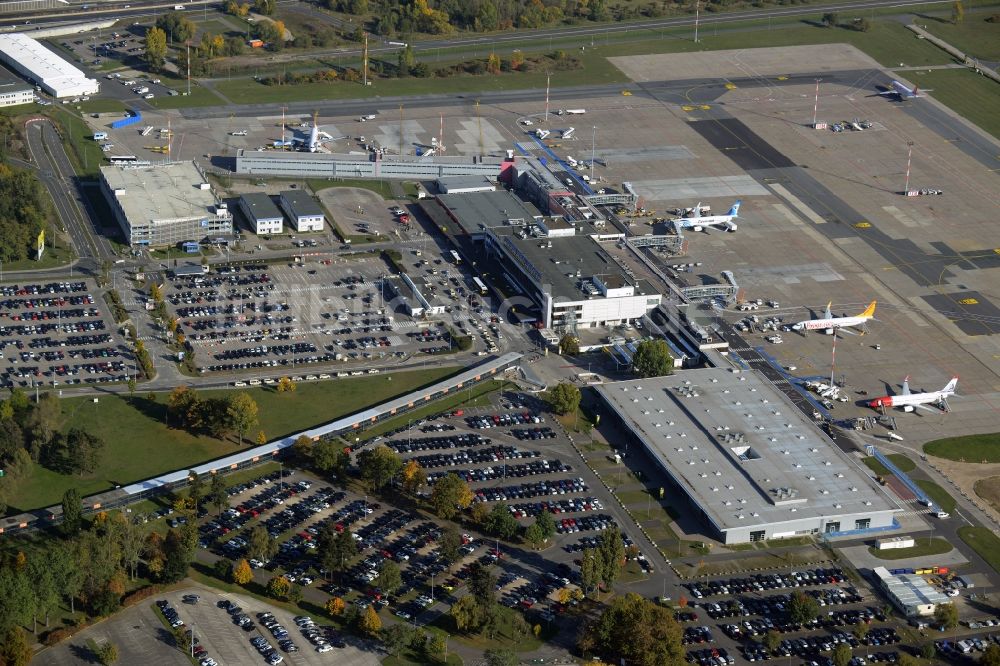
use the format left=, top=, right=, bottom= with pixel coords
left=143, top=531, right=166, bottom=582
left=155, top=12, right=195, bottom=43
left=401, top=459, right=426, bottom=495
left=832, top=643, right=852, bottom=666
left=535, top=509, right=556, bottom=541
left=232, top=559, right=253, bottom=585
left=425, top=633, right=447, bottom=663
left=0, top=627, right=33, bottom=666
left=59, top=427, right=104, bottom=475
left=580, top=548, right=599, bottom=597
left=934, top=601, right=958, bottom=630
left=326, top=596, right=345, bottom=616
left=266, top=575, right=291, bottom=599
left=429, top=472, right=473, bottom=519
left=277, top=376, right=296, bottom=393
left=632, top=339, right=674, bottom=378
left=450, top=593, right=481, bottom=632
left=468, top=561, right=498, bottom=608
left=545, top=382, right=581, bottom=416
left=375, top=560, right=402, bottom=596
left=597, top=527, right=625, bottom=587
left=61, top=487, right=83, bottom=535
left=292, top=434, right=313, bottom=461
left=320, top=523, right=358, bottom=575
left=162, top=528, right=194, bottom=583
left=439, top=526, right=463, bottom=563
left=313, top=439, right=349, bottom=479
left=580, top=592, right=683, bottom=666
left=210, top=472, right=229, bottom=515
left=484, top=648, right=519, bottom=666
left=952, top=0, right=964, bottom=23
left=256, top=430, right=267, bottom=446
left=484, top=502, right=520, bottom=540
left=247, top=525, right=278, bottom=562
left=980, top=644, right=1000, bottom=666
left=524, top=522, right=545, bottom=548
left=920, top=642, right=936, bottom=660
left=486, top=52, right=502, bottom=75
left=821, top=12, right=838, bottom=27
left=788, top=590, right=820, bottom=624
left=127, top=378, right=136, bottom=402
left=382, top=623, right=414, bottom=657
left=359, top=604, right=382, bottom=636
left=186, top=469, right=204, bottom=509
left=559, top=334, right=580, bottom=355
left=357, top=444, right=403, bottom=491
left=96, top=641, right=119, bottom=665
left=853, top=621, right=870, bottom=642
left=397, top=44, right=415, bottom=76
left=144, top=26, right=168, bottom=69
left=254, top=0, right=275, bottom=14
left=167, top=386, right=200, bottom=428
left=897, top=655, right=918, bottom=666
left=116, top=514, right=145, bottom=580
left=228, top=392, right=259, bottom=445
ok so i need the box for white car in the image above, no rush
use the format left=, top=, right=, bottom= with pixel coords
left=144, top=93, right=154, bottom=99
left=316, top=644, right=333, bottom=653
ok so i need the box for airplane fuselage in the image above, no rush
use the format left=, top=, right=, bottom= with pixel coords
left=793, top=316, right=868, bottom=332
left=868, top=391, right=948, bottom=410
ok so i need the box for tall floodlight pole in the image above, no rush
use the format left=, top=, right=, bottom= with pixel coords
left=362, top=33, right=369, bottom=87
left=544, top=73, right=550, bottom=122
left=186, top=43, right=191, bottom=96
left=694, top=1, right=700, bottom=43
left=903, top=141, right=914, bottom=195
left=812, top=78, right=821, bottom=127
left=590, top=126, right=596, bottom=185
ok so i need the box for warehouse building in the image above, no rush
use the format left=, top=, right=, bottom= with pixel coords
left=278, top=190, right=325, bottom=232
left=236, top=148, right=510, bottom=180
left=872, top=567, right=949, bottom=617
left=0, top=66, right=33, bottom=107
left=0, top=33, right=99, bottom=98
left=239, top=193, right=284, bottom=235
left=595, top=370, right=900, bottom=545
left=100, top=161, right=232, bottom=247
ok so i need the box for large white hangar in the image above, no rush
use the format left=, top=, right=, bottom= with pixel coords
left=595, top=369, right=899, bottom=544
left=0, top=33, right=99, bottom=98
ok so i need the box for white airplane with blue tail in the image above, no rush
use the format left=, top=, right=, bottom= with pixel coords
left=670, top=200, right=741, bottom=232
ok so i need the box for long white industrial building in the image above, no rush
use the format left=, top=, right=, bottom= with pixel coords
left=0, top=33, right=100, bottom=98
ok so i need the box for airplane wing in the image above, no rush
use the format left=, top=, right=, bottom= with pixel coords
left=835, top=327, right=860, bottom=336
left=914, top=403, right=942, bottom=414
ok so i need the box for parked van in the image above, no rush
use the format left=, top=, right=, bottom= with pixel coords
left=92, top=132, right=108, bottom=141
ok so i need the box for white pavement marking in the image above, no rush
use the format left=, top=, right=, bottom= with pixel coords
left=769, top=183, right=827, bottom=224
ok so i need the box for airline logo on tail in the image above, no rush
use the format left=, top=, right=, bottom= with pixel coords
left=791, top=300, right=876, bottom=333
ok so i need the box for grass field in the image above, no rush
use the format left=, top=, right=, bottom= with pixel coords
left=861, top=453, right=917, bottom=476
left=973, top=476, right=1000, bottom=515
left=925, top=431, right=1000, bottom=463
left=914, top=479, right=956, bottom=513
left=867, top=536, right=953, bottom=560
left=1, top=240, right=76, bottom=271
left=906, top=69, right=1000, bottom=140
left=45, top=108, right=107, bottom=178
left=918, top=12, right=1000, bottom=61
left=958, top=526, right=1000, bottom=575
left=7, top=367, right=456, bottom=513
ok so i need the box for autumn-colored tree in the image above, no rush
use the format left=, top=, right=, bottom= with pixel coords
left=266, top=575, right=291, bottom=599
left=401, top=459, right=426, bottom=495
left=487, top=53, right=501, bottom=75
left=511, top=50, right=524, bottom=70
left=256, top=430, right=267, bottom=446
left=277, top=376, right=296, bottom=393
left=232, top=559, right=253, bottom=585
left=326, top=596, right=345, bottom=616
left=359, top=603, right=382, bottom=635
left=14, top=551, right=26, bottom=570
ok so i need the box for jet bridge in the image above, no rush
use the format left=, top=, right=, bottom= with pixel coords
left=680, top=270, right=741, bottom=304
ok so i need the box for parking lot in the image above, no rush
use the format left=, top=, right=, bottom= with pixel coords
left=0, top=279, right=131, bottom=390
left=164, top=251, right=502, bottom=376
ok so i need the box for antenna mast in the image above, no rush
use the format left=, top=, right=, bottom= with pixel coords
left=438, top=113, right=445, bottom=154
left=398, top=104, right=404, bottom=157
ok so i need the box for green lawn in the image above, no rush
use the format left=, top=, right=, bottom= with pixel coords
left=0, top=241, right=76, bottom=271
left=79, top=98, right=130, bottom=114
left=44, top=107, right=107, bottom=178
left=145, top=82, right=227, bottom=109
left=918, top=12, right=1000, bottom=61
left=915, top=479, right=956, bottom=513
left=867, top=537, right=953, bottom=560
left=908, top=69, right=1000, bottom=139
left=862, top=453, right=917, bottom=476
left=7, top=367, right=456, bottom=513
left=925, top=431, right=1000, bottom=463
left=958, top=526, right=1000, bottom=575
left=308, top=179, right=395, bottom=200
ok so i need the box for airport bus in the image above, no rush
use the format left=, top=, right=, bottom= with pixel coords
left=472, top=277, right=488, bottom=296
left=450, top=250, right=462, bottom=264
left=108, top=155, right=139, bottom=165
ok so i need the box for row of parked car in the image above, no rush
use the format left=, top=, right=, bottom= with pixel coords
left=410, top=444, right=543, bottom=469
left=386, top=432, right=491, bottom=453
left=0, top=281, right=90, bottom=297
left=466, top=412, right=544, bottom=428
left=685, top=568, right=847, bottom=598
left=156, top=598, right=218, bottom=666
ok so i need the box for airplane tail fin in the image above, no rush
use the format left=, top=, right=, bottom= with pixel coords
left=823, top=301, right=832, bottom=320
left=728, top=200, right=742, bottom=217
left=902, top=375, right=911, bottom=396
left=942, top=377, right=958, bottom=394
left=860, top=300, right=877, bottom=318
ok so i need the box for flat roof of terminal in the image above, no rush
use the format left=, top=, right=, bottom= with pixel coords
left=437, top=190, right=542, bottom=229
left=501, top=233, right=657, bottom=302
left=238, top=149, right=503, bottom=166
left=101, top=161, right=218, bottom=224
left=279, top=190, right=323, bottom=218
left=595, top=369, right=897, bottom=534
left=0, top=63, right=31, bottom=90
left=240, top=192, right=283, bottom=222
left=0, top=33, right=94, bottom=91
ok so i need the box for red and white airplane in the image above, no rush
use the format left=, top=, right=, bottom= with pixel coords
left=867, top=376, right=958, bottom=413
left=790, top=301, right=876, bottom=334
left=877, top=80, right=932, bottom=100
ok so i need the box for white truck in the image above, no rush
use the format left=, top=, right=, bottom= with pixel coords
left=92, top=132, right=108, bottom=141
left=557, top=109, right=586, bottom=115
left=358, top=114, right=376, bottom=122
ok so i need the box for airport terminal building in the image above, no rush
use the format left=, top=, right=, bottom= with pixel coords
left=429, top=190, right=660, bottom=331
left=100, top=161, right=233, bottom=247
left=595, top=369, right=899, bottom=544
